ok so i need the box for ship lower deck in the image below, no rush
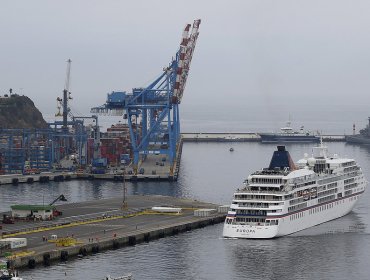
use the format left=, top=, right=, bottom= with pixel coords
left=223, top=191, right=363, bottom=238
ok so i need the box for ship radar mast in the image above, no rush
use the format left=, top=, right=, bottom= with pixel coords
left=313, top=137, right=328, bottom=158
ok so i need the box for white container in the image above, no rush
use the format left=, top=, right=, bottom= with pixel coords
left=151, top=207, right=182, bottom=214
left=218, top=205, right=230, bottom=214
left=194, top=209, right=216, bottom=217
left=0, top=238, right=27, bottom=249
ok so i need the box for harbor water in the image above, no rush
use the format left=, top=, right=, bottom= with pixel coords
left=1, top=142, right=370, bottom=280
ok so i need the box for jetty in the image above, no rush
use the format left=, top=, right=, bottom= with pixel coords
left=0, top=195, right=226, bottom=269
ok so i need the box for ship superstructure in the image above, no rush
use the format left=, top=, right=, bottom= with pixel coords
left=223, top=144, right=367, bottom=238
left=259, top=121, right=319, bottom=143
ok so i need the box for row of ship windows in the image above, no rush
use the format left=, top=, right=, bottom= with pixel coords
left=235, top=217, right=265, bottom=223
left=292, top=180, right=316, bottom=190
left=233, top=202, right=282, bottom=207
left=234, top=195, right=281, bottom=201
left=317, top=188, right=337, bottom=198
left=289, top=195, right=359, bottom=220
left=290, top=211, right=305, bottom=220
left=235, top=210, right=267, bottom=215
left=344, top=178, right=355, bottom=184
left=288, top=188, right=337, bottom=209
left=343, top=166, right=359, bottom=173
left=318, top=194, right=336, bottom=203
left=287, top=182, right=339, bottom=205
left=316, top=182, right=337, bottom=192
left=233, top=217, right=279, bottom=225
left=288, top=202, right=307, bottom=212
left=290, top=200, right=337, bottom=220
left=344, top=183, right=358, bottom=190
left=250, top=178, right=283, bottom=184
left=318, top=172, right=358, bottom=186
left=342, top=161, right=356, bottom=167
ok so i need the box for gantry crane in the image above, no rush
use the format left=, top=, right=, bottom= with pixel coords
left=56, top=59, right=73, bottom=129
left=91, top=19, right=201, bottom=174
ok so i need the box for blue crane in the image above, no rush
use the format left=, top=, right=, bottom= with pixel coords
left=92, top=20, right=201, bottom=174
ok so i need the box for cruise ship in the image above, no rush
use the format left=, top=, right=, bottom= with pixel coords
left=223, top=143, right=367, bottom=239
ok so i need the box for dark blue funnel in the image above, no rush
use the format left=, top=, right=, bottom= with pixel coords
left=268, top=146, right=296, bottom=171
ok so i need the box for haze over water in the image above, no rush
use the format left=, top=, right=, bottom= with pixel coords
left=0, top=141, right=368, bottom=280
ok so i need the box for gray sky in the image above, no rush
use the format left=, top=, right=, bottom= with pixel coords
left=1, top=0, right=370, bottom=129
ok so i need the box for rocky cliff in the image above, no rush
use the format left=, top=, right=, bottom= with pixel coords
left=0, top=95, right=48, bottom=129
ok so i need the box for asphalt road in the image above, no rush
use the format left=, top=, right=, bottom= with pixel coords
left=1, top=195, right=220, bottom=253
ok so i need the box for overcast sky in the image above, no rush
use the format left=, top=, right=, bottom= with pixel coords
left=1, top=0, right=370, bottom=130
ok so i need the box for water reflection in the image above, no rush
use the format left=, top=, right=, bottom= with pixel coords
left=227, top=228, right=366, bottom=280
left=3, top=142, right=370, bottom=280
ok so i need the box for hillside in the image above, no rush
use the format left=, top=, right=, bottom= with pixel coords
left=0, top=95, right=48, bottom=129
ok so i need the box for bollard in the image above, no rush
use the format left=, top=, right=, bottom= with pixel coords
left=144, top=233, right=150, bottom=242
left=112, top=241, right=120, bottom=249
left=28, top=259, right=36, bottom=269
left=43, top=253, right=51, bottom=266
left=128, top=236, right=136, bottom=246
left=79, top=248, right=87, bottom=256
left=60, top=250, right=68, bottom=261
left=92, top=245, right=100, bottom=254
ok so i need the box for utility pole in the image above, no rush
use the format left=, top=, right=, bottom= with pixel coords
left=63, top=59, right=72, bottom=130
left=122, top=168, right=128, bottom=210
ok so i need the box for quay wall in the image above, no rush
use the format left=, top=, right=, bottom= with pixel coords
left=9, top=215, right=225, bottom=269
left=0, top=172, right=76, bottom=186
left=181, top=133, right=346, bottom=142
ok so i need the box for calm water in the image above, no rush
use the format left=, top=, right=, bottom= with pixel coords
left=1, top=142, right=370, bottom=280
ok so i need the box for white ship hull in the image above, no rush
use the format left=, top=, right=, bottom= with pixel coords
left=223, top=192, right=361, bottom=239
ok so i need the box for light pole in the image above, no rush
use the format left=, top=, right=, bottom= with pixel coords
left=122, top=168, right=127, bottom=210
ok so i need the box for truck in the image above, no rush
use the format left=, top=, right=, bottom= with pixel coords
left=49, top=194, right=67, bottom=217
left=0, top=238, right=27, bottom=249
left=2, top=215, right=14, bottom=224
left=92, top=158, right=107, bottom=174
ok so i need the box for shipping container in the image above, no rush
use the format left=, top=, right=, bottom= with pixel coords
left=0, top=238, right=27, bottom=249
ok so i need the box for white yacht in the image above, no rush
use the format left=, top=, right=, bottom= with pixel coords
left=223, top=143, right=367, bottom=239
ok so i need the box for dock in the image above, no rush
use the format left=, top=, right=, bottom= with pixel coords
left=0, top=131, right=347, bottom=186
left=182, top=132, right=346, bottom=142
left=0, top=195, right=226, bottom=269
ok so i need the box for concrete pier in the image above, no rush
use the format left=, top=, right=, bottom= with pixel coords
left=0, top=195, right=226, bottom=269
left=0, top=172, right=76, bottom=185
left=182, top=132, right=346, bottom=142
left=0, top=138, right=184, bottom=185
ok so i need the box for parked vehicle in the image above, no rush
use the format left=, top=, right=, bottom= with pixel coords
left=2, top=215, right=14, bottom=224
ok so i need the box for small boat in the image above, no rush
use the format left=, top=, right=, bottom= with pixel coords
left=0, top=269, right=22, bottom=280
left=229, top=147, right=234, bottom=152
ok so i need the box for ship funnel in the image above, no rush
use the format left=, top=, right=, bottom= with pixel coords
left=268, top=146, right=296, bottom=171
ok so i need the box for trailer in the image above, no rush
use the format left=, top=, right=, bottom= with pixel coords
left=0, top=238, right=27, bottom=249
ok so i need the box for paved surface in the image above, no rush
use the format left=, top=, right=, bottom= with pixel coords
left=1, top=195, right=220, bottom=253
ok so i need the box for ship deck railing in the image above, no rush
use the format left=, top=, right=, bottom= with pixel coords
left=235, top=188, right=288, bottom=195
left=232, top=222, right=276, bottom=227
